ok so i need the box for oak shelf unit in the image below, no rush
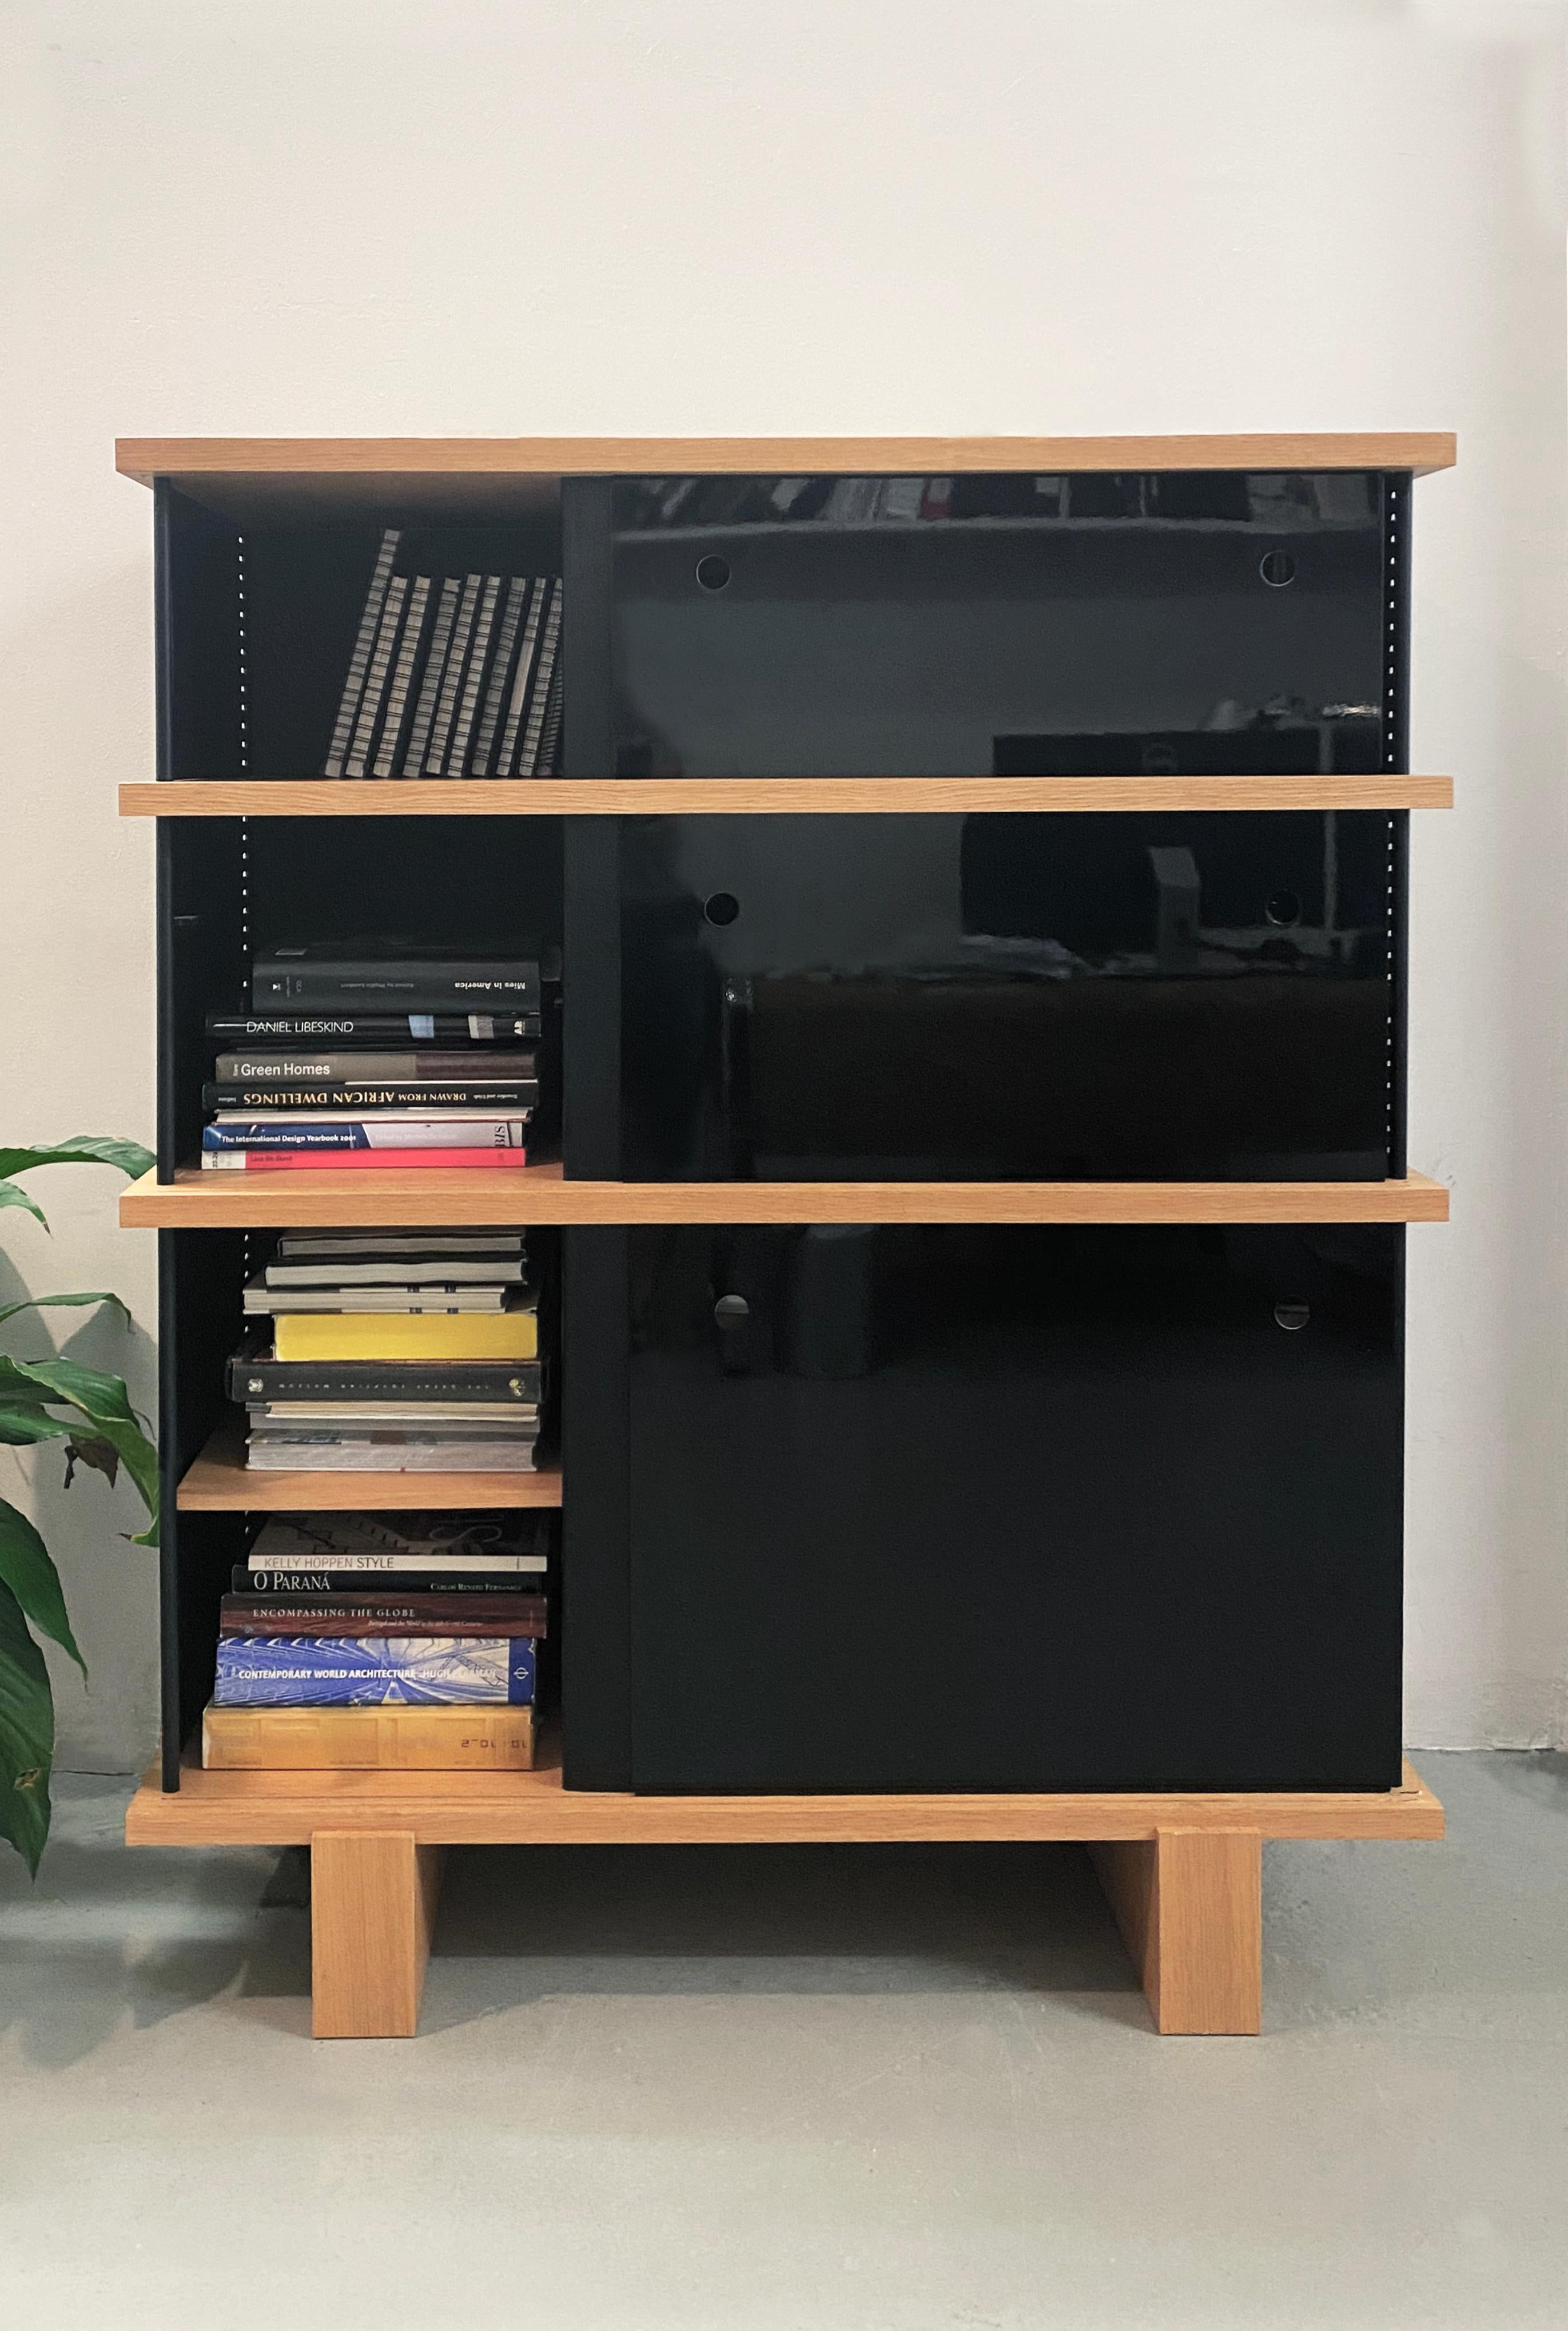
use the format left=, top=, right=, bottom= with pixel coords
left=120, top=431, right=1452, bottom=2041
left=122, top=1163, right=1451, bottom=1232
left=120, top=774, right=1455, bottom=819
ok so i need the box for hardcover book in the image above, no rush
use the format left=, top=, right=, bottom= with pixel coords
left=226, top=1351, right=542, bottom=1403
left=202, top=1701, right=539, bottom=1770
left=212, top=1634, right=537, bottom=1705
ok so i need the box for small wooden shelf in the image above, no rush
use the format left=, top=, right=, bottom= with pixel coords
left=121, top=1163, right=1451, bottom=1231
left=119, top=775, right=1456, bottom=820
left=125, top=1750, right=1443, bottom=1849
left=117, top=431, right=1459, bottom=489
left=176, top=1419, right=560, bottom=1512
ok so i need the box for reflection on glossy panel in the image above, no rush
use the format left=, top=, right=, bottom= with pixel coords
left=609, top=472, right=1387, bottom=780
left=620, top=811, right=1395, bottom=1181
left=626, top=1222, right=1404, bottom=1792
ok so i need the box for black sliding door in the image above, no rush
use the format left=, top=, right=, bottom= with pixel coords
left=623, top=1222, right=1403, bottom=1793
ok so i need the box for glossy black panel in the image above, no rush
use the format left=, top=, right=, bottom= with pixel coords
left=619, top=811, right=1394, bottom=1180
left=610, top=472, right=1386, bottom=777
left=625, top=1224, right=1403, bottom=1792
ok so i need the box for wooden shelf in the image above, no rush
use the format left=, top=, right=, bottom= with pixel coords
left=125, top=1750, right=1443, bottom=1849
left=117, top=432, right=1459, bottom=486
left=119, top=774, right=1456, bottom=820
left=176, top=1419, right=560, bottom=1512
left=121, top=1163, right=1451, bottom=1231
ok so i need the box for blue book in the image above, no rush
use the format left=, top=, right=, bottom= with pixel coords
left=213, top=1634, right=536, bottom=1707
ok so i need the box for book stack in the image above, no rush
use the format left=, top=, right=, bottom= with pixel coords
left=204, top=1510, right=548, bottom=1769
left=323, top=530, right=563, bottom=779
left=229, top=1229, right=541, bottom=1472
left=201, top=946, right=540, bottom=1171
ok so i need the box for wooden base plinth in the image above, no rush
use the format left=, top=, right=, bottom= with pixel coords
left=310, top=1832, right=445, bottom=2038
left=128, top=1757, right=1441, bottom=2040
left=1091, top=1830, right=1263, bottom=2033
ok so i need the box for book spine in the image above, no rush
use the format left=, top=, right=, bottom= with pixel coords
left=323, top=529, right=400, bottom=778
left=495, top=578, right=546, bottom=775
left=203, top=1148, right=532, bottom=1170
left=533, top=660, right=563, bottom=777
left=403, top=575, right=461, bottom=772
left=205, top=1085, right=538, bottom=1111
left=344, top=573, right=407, bottom=779
left=445, top=575, right=502, bottom=776
left=373, top=574, right=431, bottom=777
left=204, top=1118, right=530, bottom=1149
left=248, top=964, right=541, bottom=1011
left=202, top=1703, right=538, bottom=1772
left=425, top=573, right=482, bottom=773
left=207, top=1013, right=540, bottom=1043
left=213, top=1049, right=538, bottom=1079
left=226, top=1358, right=543, bottom=1401
left=220, top=1615, right=546, bottom=1639
left=235, top=1568, right=545, bottom=1593
left=518, top=581, right=563, bottom=776
left=222, top=1593, right=547, bottom=1623
left=470, top=575, right=528, bottom=776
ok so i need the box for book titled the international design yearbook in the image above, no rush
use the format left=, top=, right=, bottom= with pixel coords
left=212, top=1634, right=537, bottom=1707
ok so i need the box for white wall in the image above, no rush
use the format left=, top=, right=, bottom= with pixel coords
left=1, top=0, right=1563, bottom=1766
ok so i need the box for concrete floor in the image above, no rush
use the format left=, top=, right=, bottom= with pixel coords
left=0, top=1753, right=1563, bottom=2329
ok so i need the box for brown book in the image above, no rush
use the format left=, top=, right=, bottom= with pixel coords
left=202, top=1701, right=537, bottom=1770
left=220, top=1592, right=547, bottom=1632
left=220, top=1614, right=546, bottom=1639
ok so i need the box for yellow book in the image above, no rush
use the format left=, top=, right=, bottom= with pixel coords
left=273, top=1309, right=538, bottom=1362
left=202, top=1702, right=538, bottom=1770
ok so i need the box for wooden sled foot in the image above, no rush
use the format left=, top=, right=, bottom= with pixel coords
left=310, top=1831, right=445, bottom=2038
left=1091, top=1829, right=1262, bottom=2034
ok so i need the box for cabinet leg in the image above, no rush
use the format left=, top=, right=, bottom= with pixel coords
left=309, top=1831, right=445, bottom=2039
left=1090, top=1829, right=1262, bottom=2034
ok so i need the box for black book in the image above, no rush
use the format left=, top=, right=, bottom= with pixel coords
left=344, top=573, right=408, bottom=779
left=226, top=1348, right=543, bottom=1403
left=207, top=1013, right=541, bottom=1044
left=373, top=574, right=431, bottom=779
left=250, top=946, right=540, bottom=1014
left=204, top=1083, right=539, bottom=1112
left=234, top=1567, right=546, bottom=1595
left=323, top=529, right=401, bottom=778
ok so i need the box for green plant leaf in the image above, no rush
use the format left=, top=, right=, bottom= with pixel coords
left=0, top=1357, right=159, bottom=1539
left=0, top=1496, right=84, bottom=1674
left=0, top=1183, right=48, bottom=1230
left=0, top=1577, right=53, bottom=1877
left=0, top=1290, right=130, bottom=1332
left=0, top=1402, right=74, bottom=1446
left=0, top=1137, right=154, bottom=1184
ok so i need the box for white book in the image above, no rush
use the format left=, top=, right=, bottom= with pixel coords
left=265, top=1254, right=528, bottom=1286
left=323, top=530, right=400, bottom=777
left=276, top=1230, right=526, bottom=1257
left=374, top=575, right=431, bottom=777
left=494, top=579, right=547, bottom=776
left=470, top=577, right=529, bottom=775
left=425, top=573, right=482, bottom=773
left=344, top=574, right=408, bottom=779
left=403, top=577, right=460, bottom=771
left=250, top=1403, right=540, bottom=1428
left=242, top=1548, right=546, bottom=1571
left=445, top=576, right=502, bottom=776
left=517, top=582, right=563, bottom=777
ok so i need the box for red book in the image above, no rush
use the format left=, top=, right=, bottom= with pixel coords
left=204, top=1148, right=532, bottom=1172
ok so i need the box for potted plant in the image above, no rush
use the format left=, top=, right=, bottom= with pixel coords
left=1, top=1138, right=158, bottom=1873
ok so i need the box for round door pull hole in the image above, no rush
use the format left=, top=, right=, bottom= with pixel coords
left=1265, top=889, right=1303, bottom=927
left=714, top=1294, right=751, bottom=1328
left=696, top=554, right=732, bottom=591
left=703, top=891, right=741, bottom=926
left=1274, top=1299, right=1311, bottom=1332
left=1259, top=549, right=1296, bottom=588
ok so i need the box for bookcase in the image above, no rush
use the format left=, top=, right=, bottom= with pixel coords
left=117, top=433, right=1452, bottom=2037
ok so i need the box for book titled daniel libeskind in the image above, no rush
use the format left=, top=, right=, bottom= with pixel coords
left=213, top=1634, right=536, bottom=1707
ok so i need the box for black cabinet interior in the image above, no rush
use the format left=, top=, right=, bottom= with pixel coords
left=608, top=1222, right=1404, bottom=1794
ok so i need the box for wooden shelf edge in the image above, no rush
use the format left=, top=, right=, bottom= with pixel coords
left=116, top=432, right=1458, bottom=485
left=120, top=1165, right=1451, bottom=1231
left=119, top=775, right=1456, bottom=820
left=124, top=1755, right=1443, bottom=1849
left=176, top=1418, right=560, bottom=1512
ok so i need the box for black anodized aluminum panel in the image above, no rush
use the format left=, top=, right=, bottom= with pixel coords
left=619, top=811, right=1396, bottom=1180
left=627, top=1223, right=1404, bottom=1793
